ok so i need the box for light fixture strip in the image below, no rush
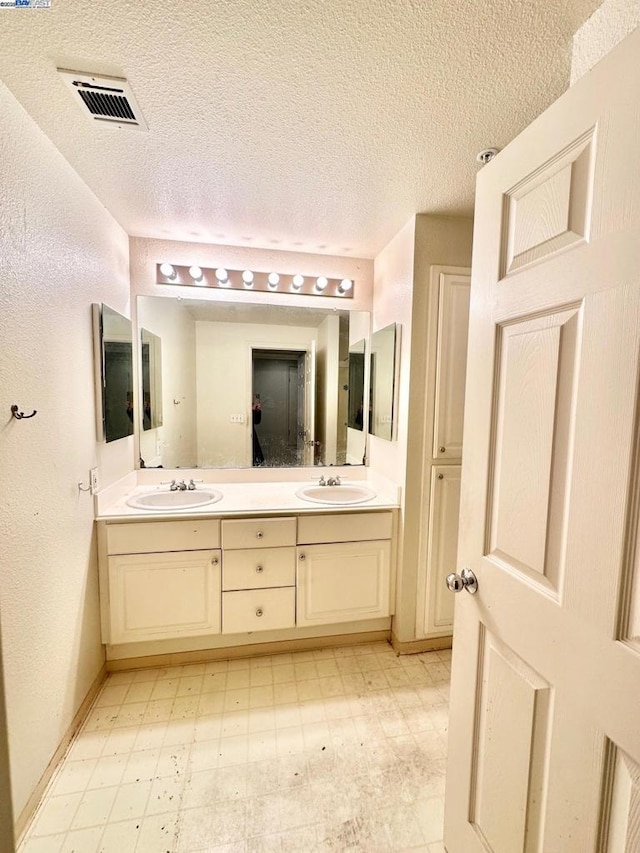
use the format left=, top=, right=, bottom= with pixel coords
left=155, top=264, right=354, bottom=299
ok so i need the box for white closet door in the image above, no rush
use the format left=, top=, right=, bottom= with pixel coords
left=433, top=272, right=470, bottom=460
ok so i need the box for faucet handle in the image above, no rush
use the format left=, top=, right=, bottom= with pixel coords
left=335, top=476, right=341, bottom=485
left=318, top=475, right=326, bottom=486
left=187, top=479, right=201, bottom=490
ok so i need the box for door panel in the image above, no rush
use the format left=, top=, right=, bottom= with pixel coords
left=445, top=28, right=640, bottom=853
left=488, top=306, right=581, bottom=594
left=433, top=273, right=470, bottom=459
left=424, top=466, right=461, bottom=634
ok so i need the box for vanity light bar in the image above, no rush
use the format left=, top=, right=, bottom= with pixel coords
left=156, top=264, right=354, bottom=299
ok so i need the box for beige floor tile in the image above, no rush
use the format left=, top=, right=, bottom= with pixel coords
left=20, top=643, right=449, bottom=853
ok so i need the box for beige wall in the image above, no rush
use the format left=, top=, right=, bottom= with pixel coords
left=370, top=215, right=473, bottom=643
left=571, top=0, right=640, bottom=83
left=0, top=82, right=130, bottom=824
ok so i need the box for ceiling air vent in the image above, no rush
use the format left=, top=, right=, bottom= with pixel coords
left=57, top=70, right=148, bottom=131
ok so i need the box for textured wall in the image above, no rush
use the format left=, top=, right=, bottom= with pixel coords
left=571, top=0, right=640, bottom=83
left=0, top=82, right=130, bottom=820
left=369, top=215, right=473, bottom=643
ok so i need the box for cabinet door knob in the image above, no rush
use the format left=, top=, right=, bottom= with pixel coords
left=439, top=446, right=446, bottom=453
left=299, top=553, right=306, bottom=561
left=255, top=608, right=264, bottom=617
left=256, top=531, right=264, bottom=539
left=211, top=556, right=219, bottom=565
left=437, top=473, right=444, bottom=480
left=256, top=565, right=264, bottom=573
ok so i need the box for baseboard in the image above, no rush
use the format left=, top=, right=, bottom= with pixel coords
left=107, top=630, right=392, bottom=672
left=14, top=663, right=107, bottom=846
left=391, top=633, right=452, bottom=654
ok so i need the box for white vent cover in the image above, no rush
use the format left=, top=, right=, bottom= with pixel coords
left=57, top=69, right=148, bottom=131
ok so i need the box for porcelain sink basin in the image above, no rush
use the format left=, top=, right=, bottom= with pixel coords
left=126, top=489, right=223, bottom=510
left=295, top=484, right=377, bottom=505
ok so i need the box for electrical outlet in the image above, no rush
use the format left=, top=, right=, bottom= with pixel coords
left=230, top=414, right=245, bottom=424
left=90, top=468, right=99, bottom=495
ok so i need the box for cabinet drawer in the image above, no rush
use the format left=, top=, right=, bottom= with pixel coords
left=222, top=517, right=296, bottom=550
left=297, top=512, right=393, bottom=545
left=222, top=587, right=296, bottom=634
left=222, top=547, right=295, bottom=591
left=107, top=519, right=220, bottom=555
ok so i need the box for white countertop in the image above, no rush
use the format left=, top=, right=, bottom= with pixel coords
left=96, top=479, right=400, bottom=521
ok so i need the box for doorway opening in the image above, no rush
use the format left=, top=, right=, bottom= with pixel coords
left=252, top=349, right=307, bottom=467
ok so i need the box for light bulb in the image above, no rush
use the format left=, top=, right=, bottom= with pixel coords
left=159, top=263, right=176, bottom=279
left=215, top=268, right=228, bottom=284
left=267, top=273, right=280, bottom=289
left=338, top=278, right=353, bottom=294
left=315, top=276, right=328, bottom=292
left=189, top=265, right=203, bottom=282
left=292, top=274, right=304, bottom=290
left=242, top=270, right=254, bottom=287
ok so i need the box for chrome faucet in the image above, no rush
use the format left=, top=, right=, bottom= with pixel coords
left=326, top=476, right=341, bottom=486
left=177, top=479, right=188, bottom=491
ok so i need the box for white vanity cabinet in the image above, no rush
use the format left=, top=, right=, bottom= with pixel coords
left=97, top=507, right=397, bottom=654
left=296, top=512, right=394, bottom=627
left=101, top=519, right=221, bottom=645
left=221, top=517, right=297, bottom=634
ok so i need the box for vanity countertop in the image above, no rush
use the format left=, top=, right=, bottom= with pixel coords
left=96, top=479, right=400, bottom=522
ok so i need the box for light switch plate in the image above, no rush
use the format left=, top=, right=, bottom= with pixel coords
left=90, top=468, right=99, bottom=495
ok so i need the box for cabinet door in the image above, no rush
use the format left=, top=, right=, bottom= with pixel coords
left=433, top=272, right=470, bottom=459
left=296, top=540, right=391, bottom=627
left=424, top=466, right=461, bottom=634
left=108, top=550, right=221, bottom=644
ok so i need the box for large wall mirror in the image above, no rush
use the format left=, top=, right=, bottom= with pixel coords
left=137, top=296, right=370, bottom=469
left=92, top=304, right=134, bottom=443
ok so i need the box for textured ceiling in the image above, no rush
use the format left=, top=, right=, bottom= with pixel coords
left=0, top=0, right=601, bottom=258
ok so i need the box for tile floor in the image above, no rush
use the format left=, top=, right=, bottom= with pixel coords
left=19, top=642, right=450, bottom=853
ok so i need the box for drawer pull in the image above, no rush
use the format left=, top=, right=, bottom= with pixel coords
left=299, top=553, right=306, bottom=561
left=211, top=556, right=219, bottom=565
left=256, top=565, right=264, bottom=573
left=256, top=531, right=264, bottom=539
left=256, top=608, right=264, bottom=617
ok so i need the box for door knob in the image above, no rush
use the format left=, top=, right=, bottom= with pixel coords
left=446, top=568, right=478, bottom=595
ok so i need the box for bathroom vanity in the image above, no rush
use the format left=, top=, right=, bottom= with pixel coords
left=96, top=481, right=398, bottom=664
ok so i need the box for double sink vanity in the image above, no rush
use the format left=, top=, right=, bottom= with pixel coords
left=96, top=476, right=399, bottom=664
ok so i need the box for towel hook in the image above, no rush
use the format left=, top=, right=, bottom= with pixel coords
left=11, top=404, right=37, bottom=420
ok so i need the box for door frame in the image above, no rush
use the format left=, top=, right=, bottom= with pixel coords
left=246, top=340, right=312, bottom=466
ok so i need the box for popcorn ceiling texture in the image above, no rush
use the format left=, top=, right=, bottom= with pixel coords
left=0, top=0, right=601, bottom=258
left=571, top=0, right=640, bottom=83
left=0, top=80, right=130, bottom=821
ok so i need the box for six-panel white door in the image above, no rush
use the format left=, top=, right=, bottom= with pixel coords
left=444, top=28, right=640, bottom=852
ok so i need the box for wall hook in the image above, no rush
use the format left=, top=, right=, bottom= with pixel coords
left=11, top=404, right=37, bottom=420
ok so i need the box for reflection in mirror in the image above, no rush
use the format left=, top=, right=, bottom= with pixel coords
left=92, top=304, right=134, bottom=443
left=369, top=323, right=398, bottom=441
left=141, top=328, right=163, bottom=431
left=137, top=296, right=370, bottom=469
left=348, top=339, right=366, bottom=432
